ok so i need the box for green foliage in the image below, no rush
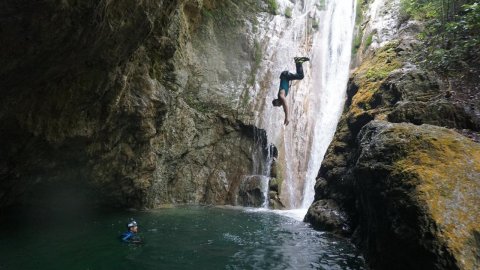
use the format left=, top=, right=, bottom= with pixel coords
left=285, top=7, right=292, bottom=18
left=404, top=0, right=480, bottom=74
left=400, top=0, right=439, bottom=21
left=267, top=0, right=278, bottom=15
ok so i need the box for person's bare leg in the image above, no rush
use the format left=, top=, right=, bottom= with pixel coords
left=278, top=90, right=289, bottom=126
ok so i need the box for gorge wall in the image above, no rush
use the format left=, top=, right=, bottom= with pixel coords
left=1, top=0, right=354, bottom=212
left=0, top=0, right=272, bottom=210
left=305, top=0, right=480, bottom=269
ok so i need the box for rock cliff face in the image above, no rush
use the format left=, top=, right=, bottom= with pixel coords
left=0, top=0, right=270, bottom=209
left=306, top=0, right=480, bottom=269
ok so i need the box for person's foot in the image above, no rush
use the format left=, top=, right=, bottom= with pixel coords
left=294, top=56, right=310, bottom=64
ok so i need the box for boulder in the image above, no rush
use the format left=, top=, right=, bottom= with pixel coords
left=304, top=199, right=350, bottom=236
left=352, top=120, right=480, bottom=270
left=236, top=175, right=269, bottom=207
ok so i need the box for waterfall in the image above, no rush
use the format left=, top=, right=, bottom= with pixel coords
left=252, top=0, right=356, bottom=210
left=301, top=0, right=357, bottom=208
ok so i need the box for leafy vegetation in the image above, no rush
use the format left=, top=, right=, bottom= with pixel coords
left=400, top=0, right=480, bottom=74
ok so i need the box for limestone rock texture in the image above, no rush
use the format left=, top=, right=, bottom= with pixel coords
left=0, top=0, right=270, bottom=210
left=355, top=121, right=479, bottom=270
left=306, top=0, right=480, bottom=269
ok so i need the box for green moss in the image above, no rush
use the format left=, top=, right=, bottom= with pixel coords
left=266, top=0, right=278, bottom=15
left=284, top=7, right=292, bottom=18
left=352, top=31, right=363, bottom=55
left=390, top=125, right=480, bottom=270
left=348, top=41, right=402, bottom=119
left=349, top=81, right=378, bottom=116
left=365, top=33, right=374, bottom=48
left=361, top=41, right=402, bottom=82
left=352, top=0, right=368, bottom=55
left=355, top=0, right=366, bottom=25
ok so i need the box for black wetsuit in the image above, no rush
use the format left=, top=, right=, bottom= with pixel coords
left=279, top=62, right=305, bottom=96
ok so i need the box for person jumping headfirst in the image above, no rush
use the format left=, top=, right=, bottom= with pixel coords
left=272, top=56, right=309, bottom=126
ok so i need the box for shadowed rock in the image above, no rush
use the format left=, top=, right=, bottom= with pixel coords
left=236, top=175, right=269, bottom=207
left=304, top=199, right=350, bottom=236
left=0, top=0, right=267, bottom=210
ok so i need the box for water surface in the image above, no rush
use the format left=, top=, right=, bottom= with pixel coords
left=0, top=206, right=365, bottom=269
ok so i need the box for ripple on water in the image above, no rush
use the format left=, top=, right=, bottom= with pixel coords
left=0, top=206, right=365, bottom=270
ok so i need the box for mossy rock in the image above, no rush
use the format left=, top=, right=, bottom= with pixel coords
left=388, top=100, right=479, bottom=130
left=354, top=120, right=480, bottom=270
left=344, top=41, right=404, bottom=135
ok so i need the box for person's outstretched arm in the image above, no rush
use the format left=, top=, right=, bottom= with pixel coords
left=278, top=91, right=289, bottom=126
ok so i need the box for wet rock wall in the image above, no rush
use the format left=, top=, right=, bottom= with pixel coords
left=0, top=0, right=270, bottom=210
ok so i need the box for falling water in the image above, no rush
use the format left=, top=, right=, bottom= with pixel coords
left=301, top=0, right=357, bottom=208
left=252, top=0, right=356, bottom=211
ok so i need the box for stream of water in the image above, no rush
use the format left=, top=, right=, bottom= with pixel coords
left=0, top=206, right=365, bottom=270
left=253, top=0, right=356, bottom=211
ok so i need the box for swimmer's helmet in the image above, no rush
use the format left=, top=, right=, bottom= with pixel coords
left=127, top=219, right=138, bottom=228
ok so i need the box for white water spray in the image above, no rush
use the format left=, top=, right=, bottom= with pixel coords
left=301, top=0, right=357, bottom=209
left=251, top=0, right=356, bottom=215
